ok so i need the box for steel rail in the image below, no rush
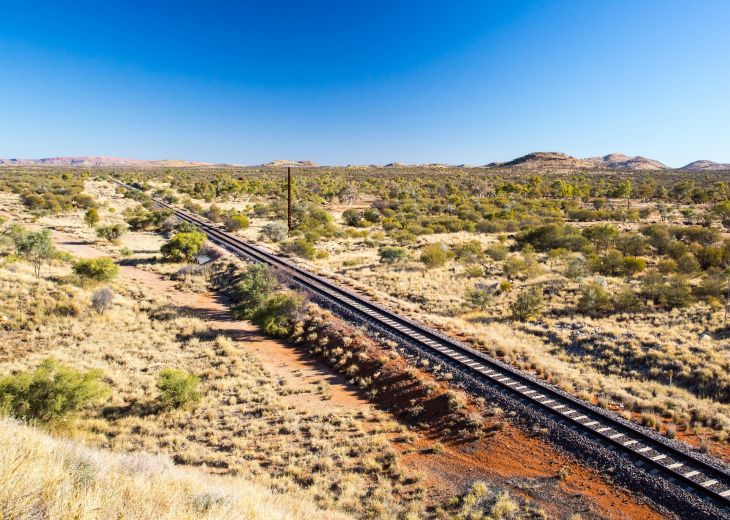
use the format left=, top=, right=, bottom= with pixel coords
left=112, top=178, right=730, bottom=511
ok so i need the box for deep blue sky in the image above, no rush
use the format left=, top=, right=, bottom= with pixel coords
left=1, top=1, right=728, bottom=167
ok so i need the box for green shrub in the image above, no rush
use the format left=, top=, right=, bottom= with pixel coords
left=463, top=264, right=485, bottom=278
left=485, top=244, right=509, bottom=261
left=509, top=286, right=544, bottom=321
left=499, top=281, right=512, bottom=293
left=677, top=254, right=700, bottom=275
left=463, top=286, right=493, bottom=311
left=232, top=264, right=276, bottom=319
left=73, top=257, right=119, bottom=281
left=577, top=282, right=613, bottom=315
left=378, top=246, right=407, bottom=264
left=223, top=215, right=250, bottom=231
left=613, top=287, right=642, bottom=313
left=623, top=256, right=646, bottom=275
left=661, top=275, right=695, bottom=308
left=260, top=222, right=289, bottom=242
left=281, top=239, right=318, bottom=260
left=251, top=292, right=303, bottom=338
left=342, top=209, right=361, bottom=227
left=157, top=368, right=201, bottom=409
left=0, top=358, right=106, bottom=424
left=363, top=209, right=381, bottom=223
left=174, top=221, right=199, bottom=234
left=160, top=232, right=206, bottom=262
left=95, top=223, right=127, bottom=242
left=420, top=243, right=454, bottom=268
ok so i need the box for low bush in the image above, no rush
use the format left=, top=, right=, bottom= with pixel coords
left=157, top=368, right=201, bottom=409
left=95, top=223, right=127, bottom=242
left=378, top=246, right=407, bottom=264
left=0, top=358, right=106, bottom=424
left=160, top=232, right=206, bottom=262
left=73, top=257, right=119, bottom=281
left=251, top=292, right=303, bottom=338
left=420, top=243, right=454, bottom=268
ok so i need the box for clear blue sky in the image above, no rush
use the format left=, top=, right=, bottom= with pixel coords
left=1, top=1, right=728, bottom=167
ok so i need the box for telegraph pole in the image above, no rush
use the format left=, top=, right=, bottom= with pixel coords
left=287, top=167, right=292, bottom=232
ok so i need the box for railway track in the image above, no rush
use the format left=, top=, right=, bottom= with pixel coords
left=113, top=179, right=730, bottom=514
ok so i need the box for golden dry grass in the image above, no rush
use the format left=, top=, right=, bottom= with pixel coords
left=0, top=417, right=352, bottom=520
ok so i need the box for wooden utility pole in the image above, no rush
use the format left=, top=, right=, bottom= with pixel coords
left=287, top=167, right=292, bottom=232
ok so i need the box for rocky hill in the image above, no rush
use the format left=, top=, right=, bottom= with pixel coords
left=679, top=160, right=730, bottom=171
left=584, top=153, right=668, bottom=170
left=0, top=157, right=212, bottom=166
left=497, top=152, right=597, bottom=171
left=262, top=160, right=318, bottom=167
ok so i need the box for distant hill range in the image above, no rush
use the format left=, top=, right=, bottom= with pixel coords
left=679, top=160, right=730, bottom=171
left=491, top=152, right=596, bottom=171
left=584, top=153, right=669, bottom=170
left=262, top=160, right=318, bottom=167
left=0, top=156, right=213, bottom=167
left=2, top=154, right=729, bottom=171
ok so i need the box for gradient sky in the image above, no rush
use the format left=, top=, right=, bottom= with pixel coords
left=1, top=1, right=728, bottom=167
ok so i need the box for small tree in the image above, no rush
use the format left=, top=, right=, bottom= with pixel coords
left=91, top=287, right=116, bottom=315
left=73, top=257, right=119, bottom=281
left=84, top=208, right=100, bottom=227
left=16, top=229, right=56, bottom=278
left=157, top=368, right=200, bottom=409
left=463, top=286, right=493, bottom=311
left=160, top=232, right=206, bottom=262
left=510, top=286, right=544, bottom=321
left=378, top=246, right=407, bottom=264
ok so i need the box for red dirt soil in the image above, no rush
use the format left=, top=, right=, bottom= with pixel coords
left=50, top=231, right=671, bottom=520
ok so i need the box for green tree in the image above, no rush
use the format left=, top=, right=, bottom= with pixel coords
left=160, top=232, right=206, bottom=262
left=73, top=257, right=119, bottom=281
left=16, top=229, right=56, bottom=278
left=84, top=208, right=100, bottom=227
left=583, top=224, right=618, bottom=253
left=509, top=286, right=544, bottom=321
left=615, top=180, right=632, bottom=209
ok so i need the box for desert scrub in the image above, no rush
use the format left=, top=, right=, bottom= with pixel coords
left=157, top=369, right=201, bottom=409
left=0, top=358, right=107, bottom=425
